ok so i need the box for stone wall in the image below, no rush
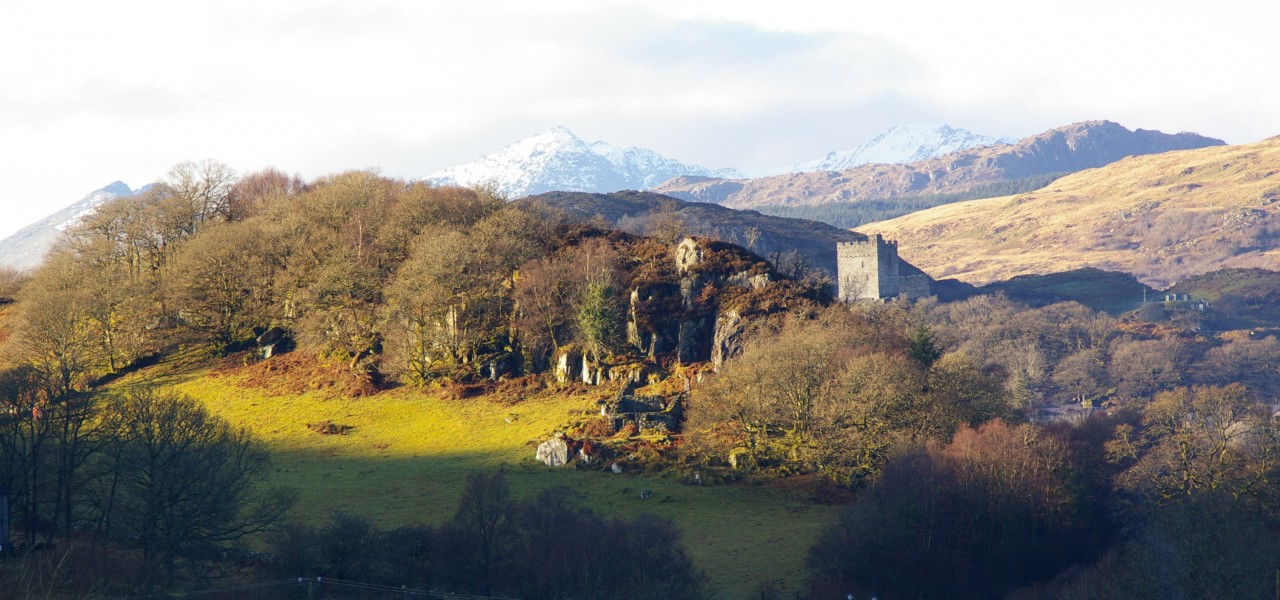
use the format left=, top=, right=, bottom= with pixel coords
left=898, top=273, right=931, bottom=301
left=837, top=234, right=900, bottom=301
left=837, top=235, right=933, bottom=301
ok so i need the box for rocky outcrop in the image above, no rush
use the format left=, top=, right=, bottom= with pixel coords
left=643, top=237, right=809, bottom=367
left=711, top=308, right=745, bottom=370
left=553, top=345, right=581, bottom=384
left=659, top=238, right=771, bottom=364
left=256, top=327, right=294, bottom=359
left=536, top=433, right=571, bottom=467
left=555, top=236, right=813, bottom=384
left=677, top=318, right=712, bottom=364
left=626, top=284, right=680, bottom=357
left=674, top=237, right=704, bottom=273
left=556, top=344, right=663, bottom=386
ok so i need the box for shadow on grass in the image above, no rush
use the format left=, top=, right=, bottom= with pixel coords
left=263, top=447, right=837, bottom=600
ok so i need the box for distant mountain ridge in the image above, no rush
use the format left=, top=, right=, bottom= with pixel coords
left=789, top=123, right=1014, bottom=173
left=859, top=135, right=1280, bottom=288
left=424, top=127, right=742, bottom=199
left=654, top=121, right=1226, bottom=209
left=0, top=181, right=138, bottom=271
left=424, top=123, right=1017, bottom=199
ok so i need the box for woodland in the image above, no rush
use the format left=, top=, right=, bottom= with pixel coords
left=1, top=160, right=1279, bottom=599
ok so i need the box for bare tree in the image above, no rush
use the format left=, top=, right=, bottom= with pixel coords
left=163, top=159, right=237, bottom=229
left=168, top=221, right=281, bottom=354
left=0, top=266, right=28, bottom=302
left=512, top=256, right=575, bottom=363
left=7, top=253, right=95, bottom=398
left=1109, top=384, right=1278, bottom=509
left=0, top=366, right=55, bottom=546
left=440, top=472, right=513, bottom=595
left=99, top=387, right=293, bottom=576
left=227, top=167, right=305, bottom=221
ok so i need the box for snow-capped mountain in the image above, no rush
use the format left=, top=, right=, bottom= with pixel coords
left=791, top=123, right=1014, bottom=173
left=425, top=127, right=741, bottom=198
left=0, top=181, right=138, bottom=271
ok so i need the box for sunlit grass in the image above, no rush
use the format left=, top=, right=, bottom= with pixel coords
left=128, top=355, right=838, bottom=599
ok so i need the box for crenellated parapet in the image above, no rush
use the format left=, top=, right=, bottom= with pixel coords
left=837, top=234, right=929, bottom=301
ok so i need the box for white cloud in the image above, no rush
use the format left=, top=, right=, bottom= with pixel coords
left=1, top=0, right=1277, bottom=240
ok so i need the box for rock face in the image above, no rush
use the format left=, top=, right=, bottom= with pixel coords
left=711, top=308, right=745, bottom=370
left=623, top=237, right=776, bottom=366
left=674, top=237, right=704, bottom=273
left=553, top=345, right=581, bottom=383
left=536, top=433, right=571, bottom=467
left=569, top=235, right=822, bottom=384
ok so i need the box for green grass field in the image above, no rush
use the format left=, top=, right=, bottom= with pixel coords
left=127, top=353, right=838, bottom=599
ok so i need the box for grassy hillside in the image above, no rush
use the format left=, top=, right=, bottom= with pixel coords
left=125, top=352, right=837, bottom=599
left=1169, top=268, right=1280, bottom=329
left=751, top=173, right=1067, bottom=230
left=860, top=136, right=1280, bottom=288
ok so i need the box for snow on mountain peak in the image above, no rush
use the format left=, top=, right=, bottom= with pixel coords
left=423, top=123, right=1010, bottom=197
left=791, top=123, right=1010, bottom=173
left=0, top=181, right=141, bottom=271
left=425, top=128, right=741, bottom=198
left=518, top=126, right=589, bottom=152
left=53, top=181, right=135, bottom=232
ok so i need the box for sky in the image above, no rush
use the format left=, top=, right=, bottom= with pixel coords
left=2, top=0, right=1278, bottom=239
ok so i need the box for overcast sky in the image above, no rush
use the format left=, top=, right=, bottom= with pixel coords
left=2, top=0, right=1277, bottom=239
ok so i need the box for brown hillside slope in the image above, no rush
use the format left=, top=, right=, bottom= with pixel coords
left=654, top=121, right=1223, bottom=209
left=858, top=136, right=1280, bottom=288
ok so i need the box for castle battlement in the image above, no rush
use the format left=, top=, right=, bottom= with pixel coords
left=837, top=234, right=927, bottom=302
left=837, top=236, right=898, bottom=252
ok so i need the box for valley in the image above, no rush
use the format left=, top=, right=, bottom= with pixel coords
left=3, top=125, right=1280, bottom=600
left=6, top=2, right=1279, bottom=598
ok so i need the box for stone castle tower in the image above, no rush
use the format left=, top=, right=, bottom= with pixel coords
left=837, top=234, right=930, bottom=301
